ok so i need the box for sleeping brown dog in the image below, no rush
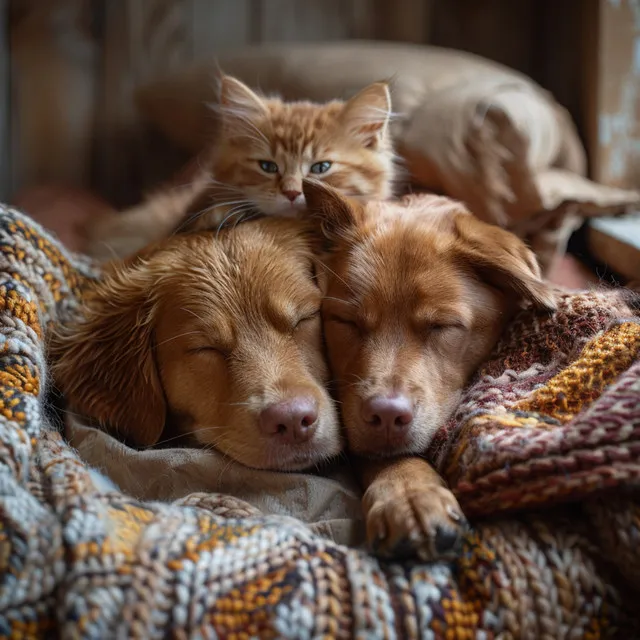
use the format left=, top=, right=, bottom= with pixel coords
left=304, top=180, right=556, bottom=559
left=50, top=217, right=342, bottom=471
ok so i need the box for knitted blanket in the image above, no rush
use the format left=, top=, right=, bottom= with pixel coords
left=1, top=203, right=639, bottom=638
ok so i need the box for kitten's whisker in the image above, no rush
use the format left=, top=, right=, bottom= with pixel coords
left=173, top=201, right=220, bottom=233
left=176, top=199, right=253, bottom=233
left=231, top=208, right=262, bottom=229
left=216, top=206, right=254, bottom=237
left=206, top=187, right=246, bottom=200
left=218, top=106, right=270, bottom=146
left=203, top=180, right=245, bottom=196
left=241, top=213, right=261, bottom=222
left=233, top=133, right=271, bottom=148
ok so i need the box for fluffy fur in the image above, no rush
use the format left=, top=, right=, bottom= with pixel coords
left=87, top=74, right=395, bottom=262
left=51, top=217, right=341, bottom=471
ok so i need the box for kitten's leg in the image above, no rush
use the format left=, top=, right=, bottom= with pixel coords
left=358, top=455, right=468, bottom=560
left=86, top=172, right=210, bottom=262
left=177, top=183, right=238, bottom=232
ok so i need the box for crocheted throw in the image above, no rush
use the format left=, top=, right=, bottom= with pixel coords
left=0, top=204, right=639, bottom=638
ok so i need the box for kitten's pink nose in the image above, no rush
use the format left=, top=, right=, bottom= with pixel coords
left=362, top=394, right=414, bottom=432
left=259, top=397, right=318, bottom=444
left=283, top=189, right=301, bottom=202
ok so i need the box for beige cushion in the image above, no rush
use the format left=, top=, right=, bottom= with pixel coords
left=136, top=41, right=639, bottom=228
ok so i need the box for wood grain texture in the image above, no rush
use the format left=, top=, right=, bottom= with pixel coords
left=192, top=0, right=252, bottom=54
left=372, top=0, right=432, bottom=43
left=534, top=0, right=586, bottom=139
left=259, top=0, right=354, bottom=42
left=93, top=0, right=137, bottom=205
left=9, top=0, right=97, bottom=196
left=95, top=0, right=192, bottom=205
left=429, top=0, right=536, bottom=76
left=6, top=0, right=596, bottom=203
left=0, top=0, right=9, bottom=200
left=351, top=0, right=376, bottom=38
left=583, top=0, right=640, bottom=187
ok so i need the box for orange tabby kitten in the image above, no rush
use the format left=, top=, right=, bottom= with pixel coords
left=87, top=74, right=395, bottom=261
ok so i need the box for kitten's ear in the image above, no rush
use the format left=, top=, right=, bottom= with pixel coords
left=303, top=180, right=364, bottom=246
left=217, top=74, right=268, bottom=134
left=341, top=81, right=392, bottom=148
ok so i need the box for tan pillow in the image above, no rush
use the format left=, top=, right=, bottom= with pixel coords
left=136, top=41, right=639, bottom=230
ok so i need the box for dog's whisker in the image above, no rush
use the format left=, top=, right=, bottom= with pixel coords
left=180, top=307, right=208, bottom=324
left=315, top=258, right=357, bottom=295
left=217, top=447, right=243, bottom=481
left=322, top=296, right=356, bottom=306
left=150, top=425, right=228, bottom=449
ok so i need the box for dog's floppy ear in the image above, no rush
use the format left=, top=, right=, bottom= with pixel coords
left=50, top=260, right=166, bottom=447
left=303, top=179, right=364, bottom=247
left=454, top=212, right=557, bottom=310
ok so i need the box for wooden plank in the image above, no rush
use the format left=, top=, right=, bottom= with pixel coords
left=583, top=0, right=640, bottom=187
left=351, top=0, right=376, bottom=38
left=429, top=0, right=536, bottom=76
left=372, top=0, right=432, bottom=43
left=259, top=0, right=353, bottom=43
left=588, top=214, right=640, bottom=282
left=93, top=0, right=137, bottom=205
left=94, top=0, right=193, bottom=206
left=533, top=0, right=585, bottom=139
left=192, top=0, right=251, bottom=54
left=0, top=0, right=8, bottom=200
left=9, top=0, right=97, bottom=195
left=130, top=0, right=191, bottom=77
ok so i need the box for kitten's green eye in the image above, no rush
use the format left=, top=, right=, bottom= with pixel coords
left=258, top=160, right=279, bottom=174
left=309, top=161, right=332, bottom=175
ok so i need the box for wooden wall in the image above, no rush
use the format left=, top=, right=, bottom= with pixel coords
left=4, top=0, right=587, bottom=205
left=0, top=0, right=8, bottom=200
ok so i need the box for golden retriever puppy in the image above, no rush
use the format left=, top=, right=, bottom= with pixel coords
left=50, top=217, right=341, bottom=471
left=304, top=180, right=555, bottom=559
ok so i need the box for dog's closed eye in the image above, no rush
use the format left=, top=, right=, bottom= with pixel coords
left=426, top=322, right=467, bottom=334
left=188, top=345, right=229, bottom=359
left=327, top=315, right=359, bottom=328
left=295, top=311, right=320, bottom=325
left=293, top=311, right=321, bottom=336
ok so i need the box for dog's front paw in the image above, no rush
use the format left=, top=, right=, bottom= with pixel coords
left=363, top=468, right=468, bottom=561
